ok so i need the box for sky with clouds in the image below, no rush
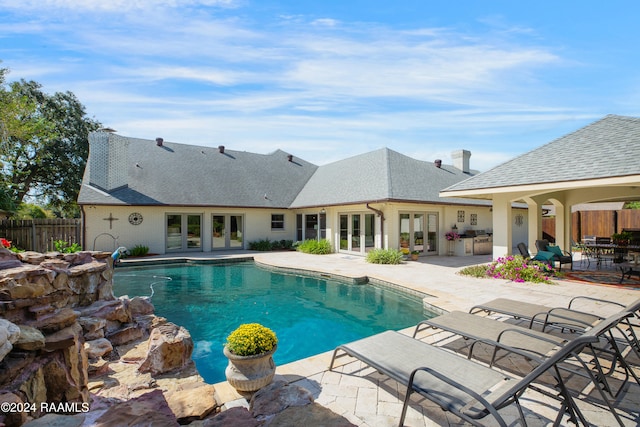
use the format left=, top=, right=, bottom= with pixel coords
left=1, top=0, right=638, bottom=170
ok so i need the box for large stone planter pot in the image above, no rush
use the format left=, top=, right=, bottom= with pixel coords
left=223, top=344, right=277, bottom=392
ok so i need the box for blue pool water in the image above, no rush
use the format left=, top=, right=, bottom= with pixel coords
left=113, top=261, right=431, bottom=383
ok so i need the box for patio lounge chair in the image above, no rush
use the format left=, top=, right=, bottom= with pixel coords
left=329, top=316, right=624, bottom=427
left=413, top=310, right=568, bottom=366
left=535, top=239, right=573, bottom=270
left=470, top=296, right=640, bottom=332
left=516, top=242, right=530, bottom=259
left=413, top=310, right=640, bottom=401
left=469, top=296, right=640, bottom=362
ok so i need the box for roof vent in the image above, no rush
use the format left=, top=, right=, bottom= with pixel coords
left=287, top=154, right=293, bottom=162
left=218, top=145, right=225, bottom=154
left=156, top=137, right=163, bottom=146
left=434, top=159, right=442, bottom=168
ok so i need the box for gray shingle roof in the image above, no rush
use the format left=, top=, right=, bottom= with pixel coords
left=290, top=148, right=489, bottom=208
left=78, top=136, right=318, bottom=207
left=79, top=135, right=488, bottom=208
left=443, top=115, right=640, bottom=193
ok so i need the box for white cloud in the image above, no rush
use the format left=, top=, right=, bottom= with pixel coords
left=1, top=2, right=593, bottom=172
left=311, top=18, right=340, bottom=27
left=0, top=0, right=238, bottom=13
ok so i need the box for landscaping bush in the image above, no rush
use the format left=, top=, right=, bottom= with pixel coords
left=269, top=239, right=294, bottom=250
left=459, top=255, right=555, bottom=284
left=248, top=239, right=295, bottom=251
left=128, top=244, right=149, bottom=257
left=296, top=239, right=332, bottom=254
left=54, top=240, right=82, bottom=253
left=365, top=248, right=404, bottom=264
left=248, top=239, right=274, bottom=251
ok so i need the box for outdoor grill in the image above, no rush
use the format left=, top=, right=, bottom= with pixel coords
left=473, top=234, right=493, bottom=255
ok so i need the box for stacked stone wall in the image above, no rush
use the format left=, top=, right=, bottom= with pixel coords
left=0, top=248, right=124, bottom=426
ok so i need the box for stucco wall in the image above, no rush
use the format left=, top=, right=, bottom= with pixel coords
left=83, top=203, right=521, bottom=258
left=323, top=202, right=494, bottom=256
left=83, top=206, right=295, bottom=254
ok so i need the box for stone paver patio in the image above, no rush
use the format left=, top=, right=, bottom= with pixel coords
left=129, top=251, right=640, bottom=426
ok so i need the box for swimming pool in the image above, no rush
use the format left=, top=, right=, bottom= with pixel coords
left=113, top=261, right=432, bottom=383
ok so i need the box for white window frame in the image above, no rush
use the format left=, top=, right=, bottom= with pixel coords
left=271, top=214, right=285, bottom=230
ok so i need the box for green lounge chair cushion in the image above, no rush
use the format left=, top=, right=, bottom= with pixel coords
left=533, top=250, right=555, bottom=262
left=547, top=245, right=564, bottom=258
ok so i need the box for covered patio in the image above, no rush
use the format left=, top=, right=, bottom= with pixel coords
left=440, top=115, right=640, bottom=259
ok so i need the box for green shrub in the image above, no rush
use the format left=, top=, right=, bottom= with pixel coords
left=249, top=239, right=273, bottom=251
left=270, top=239, right=291, bottom=250
left=128, top=244, right=149, bottom=257
left=273, top=239, right=294, bottom=250
left=54, top=240, right=82, bottom=253
left=296, top=239, right=332, bottom=254
left=248, top=239, right=295, bottom=251
left=366, top=248, right=404, bottom=264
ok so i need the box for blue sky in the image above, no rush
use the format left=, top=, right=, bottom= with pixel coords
left=1, top=1, right=638, bottom=170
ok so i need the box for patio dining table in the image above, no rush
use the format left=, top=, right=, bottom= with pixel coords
left=582, top=242, right=640, bottom=269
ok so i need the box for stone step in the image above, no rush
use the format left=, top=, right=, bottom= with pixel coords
left=28, top=303, right=56, bottom=317
left=25, top=307, right=77, bottom=333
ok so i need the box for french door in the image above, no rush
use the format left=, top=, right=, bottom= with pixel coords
left=339, top=213, right=375, bottom=253
left=296, top=213, right=327, bottom=241
left=212, top=214, right=244, bottom=249
left=399, top=212, right=438, bottom=255
left=166, top=214, right=202, bottom=252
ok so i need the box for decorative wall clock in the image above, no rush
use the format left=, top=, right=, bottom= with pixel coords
left=128, top=212, right=143, bottom=225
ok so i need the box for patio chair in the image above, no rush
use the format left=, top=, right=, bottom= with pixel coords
left=535, top=239, right=573, bottom=271
left=469, top=296, right=640, bottom=359
left=413, top=310, right=640, bottom=401
left=516, top=242, right=530, bottom=259
left=329, top=325, right=608, bottom=426
left=414, top=310, right=569, bottom=366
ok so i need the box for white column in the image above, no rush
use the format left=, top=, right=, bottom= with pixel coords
left=525, top=195, right=548, bottom=253
left=492, top=195, right=512, bottom=258
left=526, top=199, right=540, bottom=253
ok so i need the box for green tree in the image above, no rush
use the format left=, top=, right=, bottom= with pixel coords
left=0, top=188, right=14, bottom=213
left=13, top=203, right=51, bottom=219
left=0, top=67, right=101, bottom=216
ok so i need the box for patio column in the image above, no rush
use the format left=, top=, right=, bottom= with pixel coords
left=492, top=195, right=512, bottom=258
left=524, top=197, right=543, bottom=254
left=555, top=203, right=567, bottom=250
left=547, top=195, right=569, bottom=251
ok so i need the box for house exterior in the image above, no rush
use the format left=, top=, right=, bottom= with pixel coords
left=440, top=115, right=640, bottom=258
left=78, top=131, right=524, bottom=256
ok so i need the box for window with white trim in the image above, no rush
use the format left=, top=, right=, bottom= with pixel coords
left=271, top=214, right=285, bottom=230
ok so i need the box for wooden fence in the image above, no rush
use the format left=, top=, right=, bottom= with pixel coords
left=543, top=209, right=640, bottom=243
left=0, top=219, right=81, bottom=252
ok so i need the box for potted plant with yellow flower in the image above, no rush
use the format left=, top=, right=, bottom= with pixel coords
left=223, top=323, right=278, bottom=392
